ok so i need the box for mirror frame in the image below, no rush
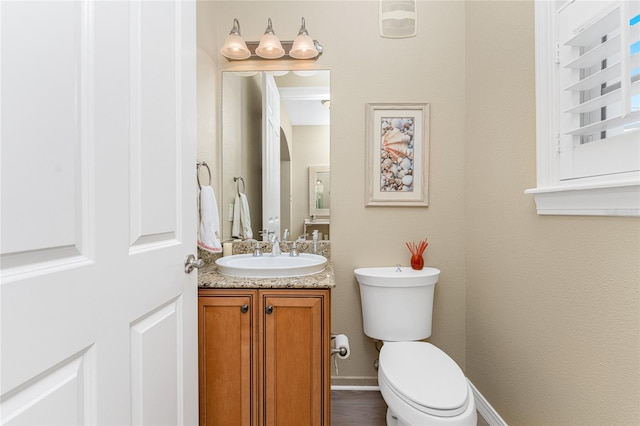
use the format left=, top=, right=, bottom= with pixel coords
left=219, top=68, right=330, bottom=240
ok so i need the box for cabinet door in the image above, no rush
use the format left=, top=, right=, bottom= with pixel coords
left=261, top=290, right=330, bottom=426
left=199, top=290, right=258, bottom=426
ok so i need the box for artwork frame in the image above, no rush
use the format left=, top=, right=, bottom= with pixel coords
left=365, top=102, right=430, bottom=206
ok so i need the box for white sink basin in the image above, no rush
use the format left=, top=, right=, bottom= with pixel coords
left=215, top=253, right=328, bottom=278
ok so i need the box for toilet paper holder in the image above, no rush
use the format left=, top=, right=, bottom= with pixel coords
left=331, top=333, right=349, bottom=357
left=331, top=347, right=348, bottom=357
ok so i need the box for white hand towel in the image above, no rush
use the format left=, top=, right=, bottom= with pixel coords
left=239, top=193, right=253, bottom=239
left=232, top=193, right=253, bottom=239
left=198, top=185, right=222, bottom=252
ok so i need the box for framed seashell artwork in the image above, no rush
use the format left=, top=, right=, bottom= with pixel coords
left=365, top=102, right=429, bottom=206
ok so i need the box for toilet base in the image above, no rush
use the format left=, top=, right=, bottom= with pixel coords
left=385, top=407, right=477, bottom=426
left=379, top=376, right=477, bottom=426
left=386, top=408, right=399, bottom=426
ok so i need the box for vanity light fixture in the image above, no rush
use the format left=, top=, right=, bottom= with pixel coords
left=220, top=18, right=251, bottom=60
left=220, top=17, right=323, bottom=61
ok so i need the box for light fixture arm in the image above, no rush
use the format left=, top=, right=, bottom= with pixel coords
left=298, top=17, right=309, bottom=36
left=264, top=18, right=276, bottom=35
left=229, top=18, right=241, bottom=36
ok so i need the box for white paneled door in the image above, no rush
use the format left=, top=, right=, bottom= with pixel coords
left=0, top=1, right=198, bottom=425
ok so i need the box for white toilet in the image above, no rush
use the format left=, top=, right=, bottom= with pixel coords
left=354, top=266, right=477, bottom=426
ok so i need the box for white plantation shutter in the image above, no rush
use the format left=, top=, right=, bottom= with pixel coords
left=557, top=0, right=640, bottom=180
left=527, top=0, right=640, bottom=216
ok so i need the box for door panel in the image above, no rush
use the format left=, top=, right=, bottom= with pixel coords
left=0, top=0, right=89, bottom=270
left=129, top=0, right=178, bottom=249
left=0, top=1, right=197, bottom=424
left=1, top=346, right=95, bottom=425
left=131, top=299, right=182, bottom=425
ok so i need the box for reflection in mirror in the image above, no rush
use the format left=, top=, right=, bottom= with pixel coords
left=309, top=165, right=330, bottom=217
left=221, top=70, right=330, bottom=241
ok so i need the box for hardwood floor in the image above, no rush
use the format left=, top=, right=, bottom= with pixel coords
left=330, top=390, right=490, bottom=426
left=331, top=390, right=387, bottom=426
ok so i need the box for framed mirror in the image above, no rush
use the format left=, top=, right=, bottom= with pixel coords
left=221, top=70, right=330, bottom=240
left=309, top=165, right=330, bottom=217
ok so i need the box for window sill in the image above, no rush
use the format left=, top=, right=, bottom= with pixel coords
left=525, top=181, right=640, bottom=217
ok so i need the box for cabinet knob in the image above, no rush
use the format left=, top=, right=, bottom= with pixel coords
left=265, top=305, right=274, bottom=314
left=240, top=304, right=249, bottom=313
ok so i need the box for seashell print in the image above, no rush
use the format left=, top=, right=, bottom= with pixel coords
left=378, top=116, right=416, bottom=192
left=382, top=128, right=412, bottom=162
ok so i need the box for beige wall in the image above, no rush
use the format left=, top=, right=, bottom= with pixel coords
left=196, top=1, right=218, bottom=190
left=465, top=2, right=640, bottom=424
left=199, top=1, right=640, bottom=424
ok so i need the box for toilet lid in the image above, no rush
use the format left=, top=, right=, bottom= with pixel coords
left=379, top=342, right=469, bottom=417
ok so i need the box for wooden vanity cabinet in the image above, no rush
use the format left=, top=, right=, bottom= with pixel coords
left=198, top=290, right=258, bottom=426
left=198, top=288, right=331, bottom=426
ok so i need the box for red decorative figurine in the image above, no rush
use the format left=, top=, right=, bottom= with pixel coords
left=406, top=238, right=428, bottom=270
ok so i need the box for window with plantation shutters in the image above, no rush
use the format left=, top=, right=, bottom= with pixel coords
left=558, top=1, right=640, bottom=179
left=527, top=0, right=640, bottom=216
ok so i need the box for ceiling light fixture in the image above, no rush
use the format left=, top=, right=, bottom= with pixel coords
left=220, top=17, right=323, bottom=61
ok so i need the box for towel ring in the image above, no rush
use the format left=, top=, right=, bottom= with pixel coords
left=197, top=161, right=211, bottom=187
left=233, top=176, right=245, bottom=194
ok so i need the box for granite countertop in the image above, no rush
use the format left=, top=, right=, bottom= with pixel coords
left=198, top=262, right=335, bottom=289
left=197, top=241, right=335, bottom=289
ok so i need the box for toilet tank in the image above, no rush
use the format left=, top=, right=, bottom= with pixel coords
left=354, top=266, right=440, bottom=341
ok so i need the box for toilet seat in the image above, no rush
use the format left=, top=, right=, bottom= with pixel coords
left=379, top=342, right=470, bottom=418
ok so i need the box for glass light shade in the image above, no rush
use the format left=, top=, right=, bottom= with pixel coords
left=289, top=18, right=318, bottom=59
left=220, top=19, right=250, bottom=60
left=220, top=33, right=251, bottom=60
left=255, top=33, right=284, bottom=59
left=256, top=24, right=284, bottom=59
left=290, top=34, right=318, bottom=59
left=255, top=18, right=284, bottom=59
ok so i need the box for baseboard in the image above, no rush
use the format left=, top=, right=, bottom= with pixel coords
left=331, top=376, right=378, bottom=387
left=468, top=380, right=508, bottom=426
left=331, top=385, right=380, bottom=391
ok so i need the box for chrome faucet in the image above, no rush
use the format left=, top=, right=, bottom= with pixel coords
left=252, top=240, right=263, bottom=257
left=289, top=241, right=299, bottom=257
left=270, top=234, right=282, bottom=256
